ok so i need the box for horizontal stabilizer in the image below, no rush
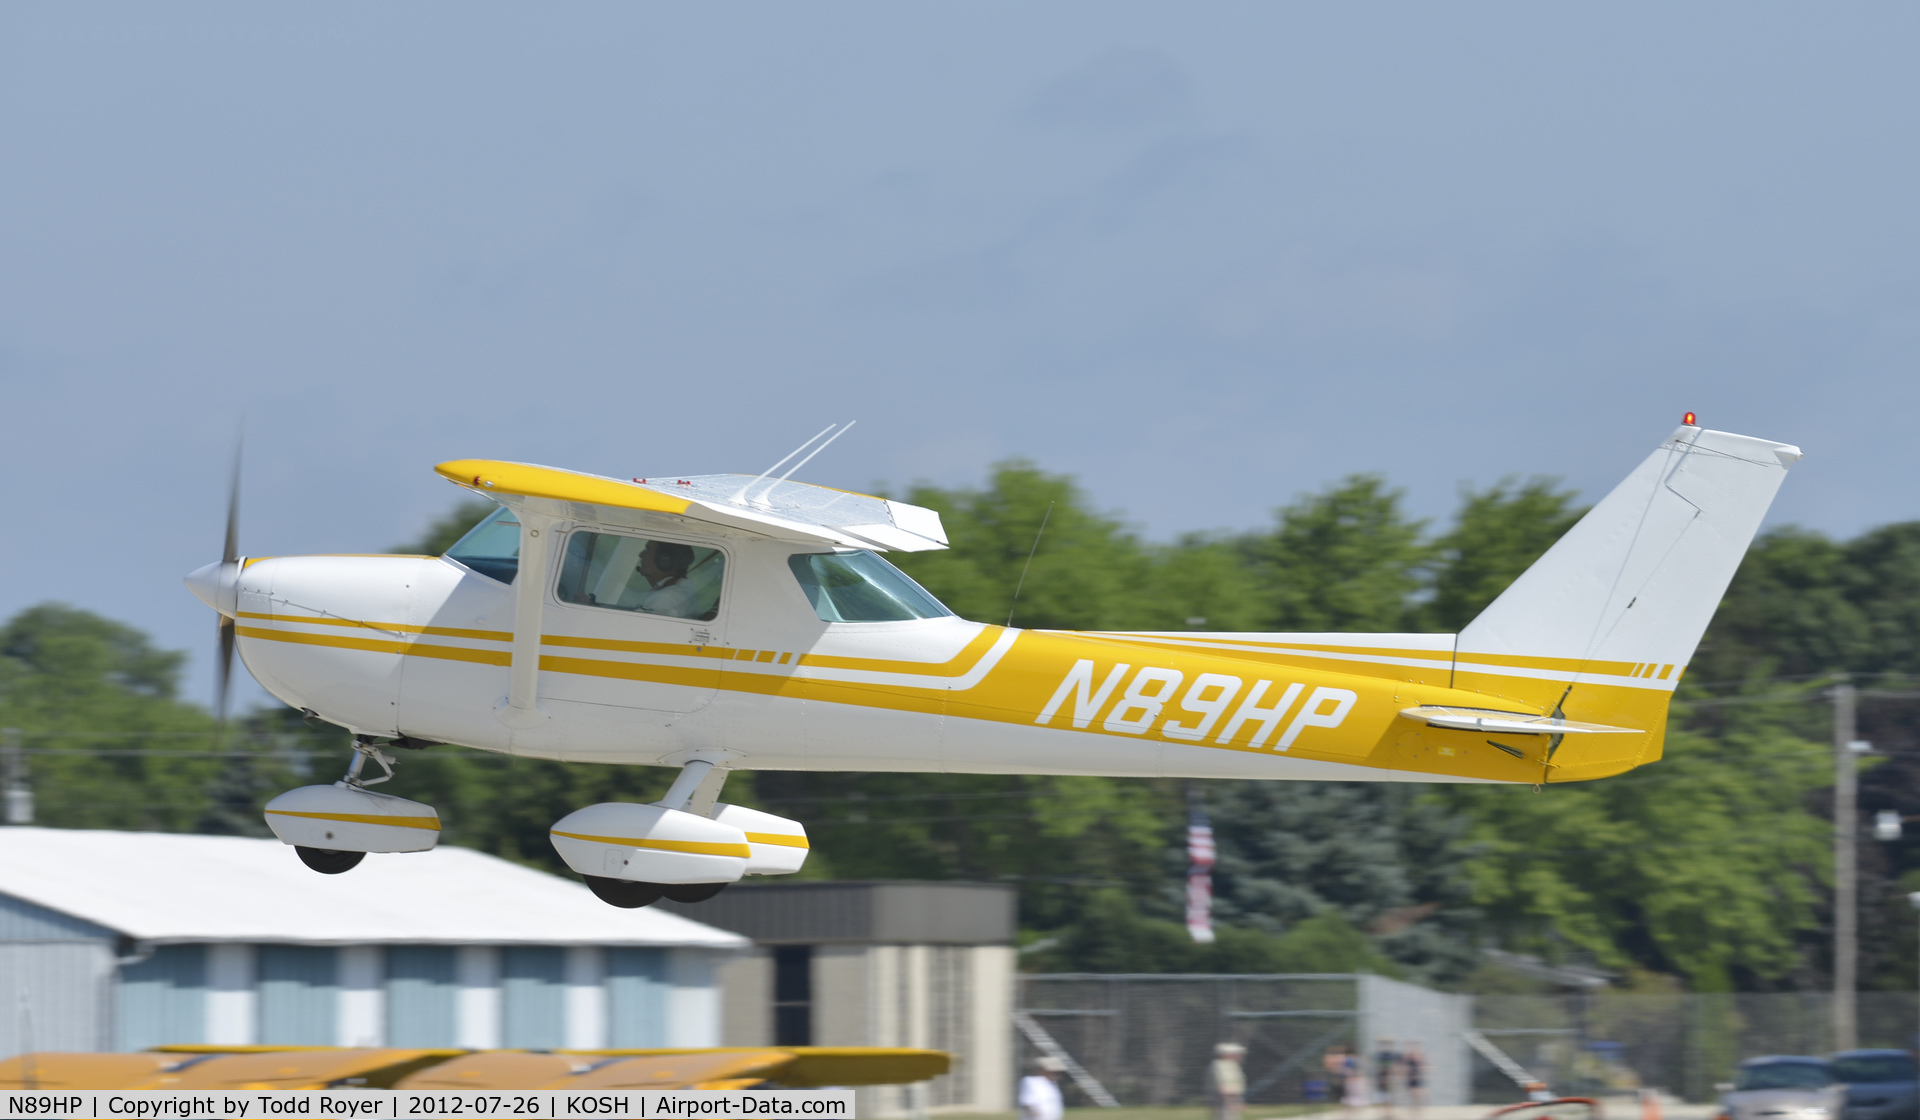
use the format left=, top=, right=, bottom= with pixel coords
left=1398, top=706, right=1641, bottom=736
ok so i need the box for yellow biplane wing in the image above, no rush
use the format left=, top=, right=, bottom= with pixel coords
left=0, top=1048, right=452, bottom=1090
left=2, top=1046, right=951, bottom=1091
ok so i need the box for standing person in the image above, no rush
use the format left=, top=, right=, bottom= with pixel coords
left=1373, top=1040, right=1401, bottom=1120
left=1323, top=1047, right=1351, bottom=1118
left=1020, top=1057, right=1066, bottom=1120
left=1210, top=1043, right=1247, bottom=1120
left=1401, top=1042, right=1426, bottom=1120
left=1341, top=1047, right=1369, bottom=1120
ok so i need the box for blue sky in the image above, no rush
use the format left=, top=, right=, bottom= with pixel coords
left=3, top=4, right=1916, bottom=708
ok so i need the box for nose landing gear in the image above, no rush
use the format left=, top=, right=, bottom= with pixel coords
left=264, top=736, right=442, bottom=874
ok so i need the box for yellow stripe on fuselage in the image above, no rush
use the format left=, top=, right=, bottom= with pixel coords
left=236, top=614, right=1675, bottom=786
left=237, top=611, right=510, bottom=643
left=235, top=625, right=511, bottom=666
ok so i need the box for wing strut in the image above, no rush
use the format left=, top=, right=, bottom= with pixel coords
left=501, top=511, right=559, bottom=727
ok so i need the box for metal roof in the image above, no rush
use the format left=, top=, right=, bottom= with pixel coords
left=0, top=828, right=749, bottom=949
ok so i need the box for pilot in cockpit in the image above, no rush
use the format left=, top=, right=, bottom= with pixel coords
left=637, top=541, right=699, bottom=618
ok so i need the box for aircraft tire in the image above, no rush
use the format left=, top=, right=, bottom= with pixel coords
left=584, top=876, right=667, bottom=909
left=661, top=882, right=728, bottom=903
left=295, top=846, right=367, bottom=874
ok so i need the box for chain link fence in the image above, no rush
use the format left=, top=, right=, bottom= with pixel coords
left=1474, top=990, right=1920, bottom=1104
left=1018, top=975, right=1920, bottom=1107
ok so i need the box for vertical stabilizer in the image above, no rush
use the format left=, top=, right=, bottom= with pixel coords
left=1457, top=424, right=1801, bottom=706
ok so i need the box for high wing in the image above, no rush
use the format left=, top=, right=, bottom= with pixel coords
left=434, top=459, right=949, bottom=553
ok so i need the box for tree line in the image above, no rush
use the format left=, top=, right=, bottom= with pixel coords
left=6, top=462, right=1919, bottom=994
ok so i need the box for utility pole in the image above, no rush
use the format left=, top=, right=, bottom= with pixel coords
left=1834, top=681, right=1859, bottom=1052
left=1, top=727, right=29, bottom=826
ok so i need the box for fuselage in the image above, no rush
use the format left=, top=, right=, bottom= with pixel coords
left=230, top=532, right=1678, bottom=787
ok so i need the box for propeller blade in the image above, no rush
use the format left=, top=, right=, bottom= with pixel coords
left=215, top=437, right=241, bottom=745
left=216, top=614, right=236, bottom=718
left=223, top=442, right=241, bottom=565
left=214, top=615, right=235, bottom=745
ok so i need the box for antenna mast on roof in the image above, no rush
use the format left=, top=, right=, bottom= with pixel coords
left=760, top=420, right=856, bottom=503
left=732, top=423, right=837, bottom=504
left=731, top=421, right=858, bottom=507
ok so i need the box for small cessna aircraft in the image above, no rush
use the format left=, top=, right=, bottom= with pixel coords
left=186, top=418, right=1799, bottom=908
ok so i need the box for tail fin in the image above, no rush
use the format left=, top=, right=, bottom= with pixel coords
left=1454, top=424, right=1801, bottom=773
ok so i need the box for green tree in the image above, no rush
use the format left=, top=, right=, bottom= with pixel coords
left=1421, top=477, right=1584, bottom=632
left=1688, top=527, right=1869, bottom=689
left=393, top=498, right=497, bottom=556
left=1442, top=715, right=1828, bottom=990
left=891, top=460, right=1153, bottom=630
left=1243, top=475, right=1429, bottom=632
left=1205, top=781, right=1481, bottom=984
left=0, top=603, right=303, bottom=834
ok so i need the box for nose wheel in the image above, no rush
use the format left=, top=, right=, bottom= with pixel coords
left=296, top=846, right=367, bottom=874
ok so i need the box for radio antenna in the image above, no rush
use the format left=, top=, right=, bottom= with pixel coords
left=758, top=419, right=857, bottom=503
left=732, top=423, right=836, bottom=504
left=1005, top=501, right=1054, bottom=628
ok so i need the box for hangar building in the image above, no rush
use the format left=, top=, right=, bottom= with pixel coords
left=0, top=828, right=747, bottom=1058
left=661, top=880, right=1018, bottom=1116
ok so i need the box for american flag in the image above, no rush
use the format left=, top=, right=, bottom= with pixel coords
left=1186, top=803, right=1215, bottom=943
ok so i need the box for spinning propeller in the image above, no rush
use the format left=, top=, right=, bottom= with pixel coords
left=215, top=450, right=240, bottom=732
left=185, top=445, right=244, bottom=739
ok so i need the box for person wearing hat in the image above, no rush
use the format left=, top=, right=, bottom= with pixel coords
left=1211, top=1043, right=1247, bottom=1120
left=1020, top=1056, right=1066, bottom=1120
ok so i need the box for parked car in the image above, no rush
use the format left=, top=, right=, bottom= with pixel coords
left=1717, top=1056, right=1840, bottom=1120
left=1830, top=1050, right=1918, bottom=1120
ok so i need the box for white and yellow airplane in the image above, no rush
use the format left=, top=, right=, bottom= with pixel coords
left=186, top=419, right=1799, bottom=908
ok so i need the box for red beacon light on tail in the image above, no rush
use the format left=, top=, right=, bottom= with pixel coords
left=1683, top=412, right=1697, bottom=426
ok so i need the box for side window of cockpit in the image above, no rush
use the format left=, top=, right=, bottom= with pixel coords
left=788, top=551, right=954, bottom=623
left=445, top=506, right=521, bottom=585
left=556, top=532, right=725, bottom=621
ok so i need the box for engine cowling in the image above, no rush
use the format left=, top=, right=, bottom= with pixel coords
left=549, top=802, right=750, bottom=885
left=263, top=783, right=441, bottom=853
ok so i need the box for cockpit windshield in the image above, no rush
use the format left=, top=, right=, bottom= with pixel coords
left=446, top=506, right=520, bottom=584
left=788, top=551, right=953, bottom=622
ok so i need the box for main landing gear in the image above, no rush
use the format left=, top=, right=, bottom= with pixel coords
left=263, top=739, right=809, bottom=906
left=552, top=757, right=811, bottom=909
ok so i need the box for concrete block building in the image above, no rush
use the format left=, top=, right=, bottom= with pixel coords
left=0, top=828, right=747, bottom=1058
left=661, top=881, right=1017, bottom=1117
